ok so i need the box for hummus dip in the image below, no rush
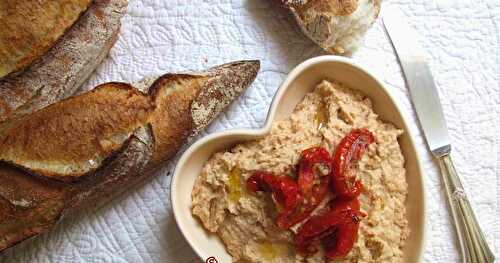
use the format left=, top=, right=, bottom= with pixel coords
left=191, top=80, right=409, bottom=262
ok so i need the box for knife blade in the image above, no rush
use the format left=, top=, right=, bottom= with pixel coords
left=382, top=11, right=450, bottom=157
left=383, top=9, right=495, bottom=263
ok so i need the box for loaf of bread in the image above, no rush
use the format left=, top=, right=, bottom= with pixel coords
left=0, top=60, right=260, bottom=251
left=0, top=0, right=128, bottom=124
left=277, top=0, right=381, bottom=54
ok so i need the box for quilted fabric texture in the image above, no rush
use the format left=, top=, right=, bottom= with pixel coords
left=0, top=0, right=498, bottom=262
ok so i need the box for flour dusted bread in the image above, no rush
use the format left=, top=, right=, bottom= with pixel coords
left=0, top=0, right=128, bottom=124
left=0, top=60, right=260, bottom=251
left=0, top=83, right=154, bottom=180
left=279, top=0, right=381, bottom=54
left=0, top=0, right=93, bottom=78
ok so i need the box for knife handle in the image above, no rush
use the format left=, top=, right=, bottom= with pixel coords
left=437, top=154, right=495, bottom=263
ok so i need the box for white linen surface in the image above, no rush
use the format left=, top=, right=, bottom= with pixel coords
left=1, top=0, right=498, bottom=262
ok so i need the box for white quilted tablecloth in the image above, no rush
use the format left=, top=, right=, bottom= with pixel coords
left=1, top=0, right=498, bottom=262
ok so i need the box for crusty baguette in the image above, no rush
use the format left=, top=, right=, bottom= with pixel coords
left=0, top=60, right=260, bottom=252
left=275, top=0, right=381, bottom=54
left=0, top=0, right=128, bottom=124
left=0, top=0, right=93, bottom=78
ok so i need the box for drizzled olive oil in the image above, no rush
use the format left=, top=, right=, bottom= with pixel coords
left=315, top=102, right=328, bottom=131
left=258, top=242, right=289, bottom=261
left=228, top=167, right=244, bottom=202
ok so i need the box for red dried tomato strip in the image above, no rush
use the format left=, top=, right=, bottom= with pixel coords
left=270, top=147, right=332, bottom=228
left=298, top=147, right=332, bottom=194
left=324, top=216, right=361, bottom=259
left=276, top=146, right=332, bottom=229
left=332, top=129, right=374, bottom=199
left=247, top=171, right=301, bottom=211
left=295, top=199, right=363, bottom=257
left=276, top=175, right=329, bottom=229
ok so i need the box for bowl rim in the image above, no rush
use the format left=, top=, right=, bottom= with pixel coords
left=171, top=55, right=427, bottom=262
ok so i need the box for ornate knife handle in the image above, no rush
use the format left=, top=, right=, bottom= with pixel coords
left=437, top=154, right=495, bottom=263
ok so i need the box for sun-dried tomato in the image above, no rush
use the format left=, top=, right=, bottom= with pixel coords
left=247, top=146, right=333, bottom=229
left=295, top=199, right=364, bottom=259
left=247, top=128, right=374, bottom=259
left=247, top=171, right=301, bottom=211
left=275, top=175, right=329, bottom=229
left=331, top=128, right=374, bottom=199
left=298, top=147, right=332, bottom=194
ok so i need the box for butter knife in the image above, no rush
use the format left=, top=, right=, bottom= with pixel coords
left=383, top=11, right=495, bottom=263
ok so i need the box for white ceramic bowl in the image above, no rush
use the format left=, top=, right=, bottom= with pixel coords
left=171, top=55, right=426, bottom=262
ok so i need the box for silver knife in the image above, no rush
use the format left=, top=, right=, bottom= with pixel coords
left=383, top=10, right=495, bottom=263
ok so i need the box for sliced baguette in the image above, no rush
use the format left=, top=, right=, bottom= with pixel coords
left=0, top=0, right=128, bottom=124
left=0, top=60, right=260, bottom=252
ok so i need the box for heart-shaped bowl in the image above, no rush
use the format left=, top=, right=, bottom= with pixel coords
left=171, top=55, right=426, bottom=262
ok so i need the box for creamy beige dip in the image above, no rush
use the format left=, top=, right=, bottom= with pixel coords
left=192, top=80, right=409, bottom=262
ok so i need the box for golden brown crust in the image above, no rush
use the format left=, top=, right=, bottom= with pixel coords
left=148, top=60, right=261, bottom=164
left=148, top=74, right=207, bottom=164
left=0, top=60, right=260, bottom=252
left=277, top=0, right=380, bottom=54
left=0, top=0, right=93, bottom=78
left=291, top=0, right=358, bottom=16
left=0, top=83, right=154, bottom=180
left=0, top=0, right=128, bottom=124
left=68, top=125, right=154, bottom=211
left=0, top=164, right=67, bottom=249
left=373, top=0, right=382, bottom=18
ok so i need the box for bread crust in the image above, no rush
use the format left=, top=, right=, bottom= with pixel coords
left=0, top=0, right=93, bottom=78
left=0, top=0, right=128, bottom=124
left=279, top=0, right=381, bottom=54
left=290, top=0, right=358, bottom=16
left=0, top=83, right=154, bottom=180
left=148, top=74, right=207, bottom=164
left=0, top=60, right=260, bottom=252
